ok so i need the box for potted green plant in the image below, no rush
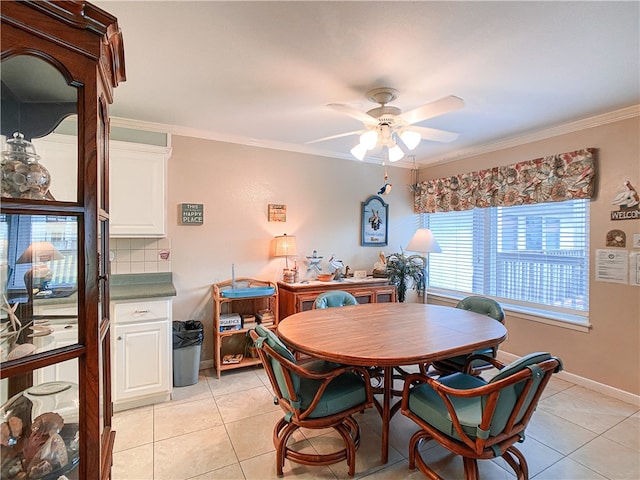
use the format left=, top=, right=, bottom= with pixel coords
left=385, top=250, right=425, bottom=302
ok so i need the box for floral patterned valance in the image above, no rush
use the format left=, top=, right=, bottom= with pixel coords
left=414, top=148, right=596, bottom=213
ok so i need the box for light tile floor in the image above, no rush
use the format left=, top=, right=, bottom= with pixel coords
left=113, top=365, right=639, bottom=480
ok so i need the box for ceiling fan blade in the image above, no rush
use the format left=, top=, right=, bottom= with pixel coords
left=400, top=95, right=464, bottom=125
left=327, top=103, right=378, bottom=125
left=411, top=125, right=460, bottom=143
left=305, top=129, right=365, bottom=144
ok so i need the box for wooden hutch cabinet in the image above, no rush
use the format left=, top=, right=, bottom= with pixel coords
left=1, top=2, right=125, bottom=479
left=278, top=278, right=397, bottom=319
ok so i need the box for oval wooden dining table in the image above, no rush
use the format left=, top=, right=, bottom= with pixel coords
left=277, top=302, right=508, bottom=464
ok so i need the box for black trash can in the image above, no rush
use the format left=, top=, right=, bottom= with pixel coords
left=172, top=320, right=204, bottom=387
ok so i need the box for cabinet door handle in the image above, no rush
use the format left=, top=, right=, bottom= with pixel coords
left=117, top=336, right=122, bottom=340
left=134, top=309, right=150, bottom=314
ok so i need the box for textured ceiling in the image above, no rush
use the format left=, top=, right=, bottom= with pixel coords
left=93, top=1, right=639, bottom=166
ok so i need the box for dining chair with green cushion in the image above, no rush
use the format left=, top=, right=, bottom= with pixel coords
left=402, top=352, right=563, bottom=480
left=428, top=296, right=506, bottom=376
left=313, top=290, right=358, bottom=309
left=249, top=326, right=373, bottom=476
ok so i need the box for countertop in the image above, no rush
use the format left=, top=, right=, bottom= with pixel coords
left=277, top=276, right=391, bottom=290
left=110, top=273, right=177, bottom=300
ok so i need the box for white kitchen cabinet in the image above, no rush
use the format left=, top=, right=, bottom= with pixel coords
left=109, top=140, right=172, bottom=237
left=111, top=298, right=172, bottom=411
left=31, top=135, right=171, bottom=236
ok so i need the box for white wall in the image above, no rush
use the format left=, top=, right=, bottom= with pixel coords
left=166, top=136, right=416, bottom=363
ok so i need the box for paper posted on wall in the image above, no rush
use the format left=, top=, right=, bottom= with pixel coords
left=630, top=252, right=640, bottom=286
left=595, top=249, right=628, bottom=284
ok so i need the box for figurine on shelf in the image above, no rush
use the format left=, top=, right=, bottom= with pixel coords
left=328, top=255, right=344, bottom=280
left=306, top=250, right=323, bottom=278
left=372, top=251, right=387, bottom=278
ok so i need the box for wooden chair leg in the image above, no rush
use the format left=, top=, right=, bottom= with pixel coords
left=334, top=421, right=357, bottom=476
left=462, top=457, right=479, bottom=480
left=413, top=443, right=443, bottom=479
left=273, top=418, right=298, bottom=476
left=409, top=430, right=443, bottom=479
left=503, top=445, right=529, bottom=480
left=273, top=415, right=365, bottom=476
left=408, top=430, right=421, bottom=470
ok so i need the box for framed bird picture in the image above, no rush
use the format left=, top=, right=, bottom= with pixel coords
left=361, top=195, right=388, bottom=246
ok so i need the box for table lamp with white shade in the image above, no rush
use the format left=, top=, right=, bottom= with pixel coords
left=274, top=233, right=298, bottom=282
left=406, top=228, right=441, bottom=303
left=16, top=241, right=64, bottom=294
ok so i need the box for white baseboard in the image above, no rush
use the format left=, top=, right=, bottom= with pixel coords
left=498, top=351, right=640, bottom=407
left=114, top=392, right=172, bottom=412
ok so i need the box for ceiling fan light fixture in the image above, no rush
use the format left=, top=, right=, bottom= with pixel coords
left=360, top=130, right=378, bottom=150
left=400, top=130, right=421, bottom=150
left=350, top=143, right=367, bottom=161
left=388, top=144, right=404, bottom=162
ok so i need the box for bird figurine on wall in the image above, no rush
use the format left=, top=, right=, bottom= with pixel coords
left=611, top=181, right=639, bottom=209
left=378, top=182, right=392, bottom=195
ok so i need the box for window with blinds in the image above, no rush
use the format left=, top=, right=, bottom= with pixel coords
left=425, top=199, right=589, bottom=321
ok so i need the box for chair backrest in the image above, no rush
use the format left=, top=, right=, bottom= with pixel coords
left=314, top=290, right=358, bottom=309
left=483, top=352, right=562, bottom=436
left=251, top=325, right=300, bottom=401
left=456, top=295, right=505, bottom=323
left=250, top=326, right=371, bottom=425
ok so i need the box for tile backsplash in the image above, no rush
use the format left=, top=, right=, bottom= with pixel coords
left=110, top=238, right=171, bottom=274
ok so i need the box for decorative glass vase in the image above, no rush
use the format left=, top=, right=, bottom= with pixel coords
left=1, top=132, right=51, bottom=200
left=0, top=381, right=80, bottom=479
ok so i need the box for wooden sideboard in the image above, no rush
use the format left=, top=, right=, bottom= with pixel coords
left=278, top=278, right=397, bottom=319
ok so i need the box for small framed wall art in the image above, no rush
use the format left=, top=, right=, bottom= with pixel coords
left=361, top=195, right=388, bottom=246
left=180, top=203, right=204, bottom=225
left=268, top=204, right=287, bottom=222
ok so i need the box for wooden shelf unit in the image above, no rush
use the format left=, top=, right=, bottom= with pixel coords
left=278, top=278, right=397, bottom=319
left=212, top=278, right=278, bottom=378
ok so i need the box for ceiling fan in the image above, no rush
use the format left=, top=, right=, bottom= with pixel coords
left=308, top=87, right=464, bottom=161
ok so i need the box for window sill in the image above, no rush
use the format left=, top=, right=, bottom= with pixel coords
left=427, top=290, right=592, bottom=333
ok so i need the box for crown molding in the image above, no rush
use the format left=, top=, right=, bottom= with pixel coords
left=111, top=104, right=639, bottom=170
left=420, top=105, right=639, bottom=168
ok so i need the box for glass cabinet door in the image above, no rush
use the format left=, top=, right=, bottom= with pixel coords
left=1, top=54, right=83, bottom=479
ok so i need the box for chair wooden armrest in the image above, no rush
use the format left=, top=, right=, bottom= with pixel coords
left=462, top=353, right=505, bottom=374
